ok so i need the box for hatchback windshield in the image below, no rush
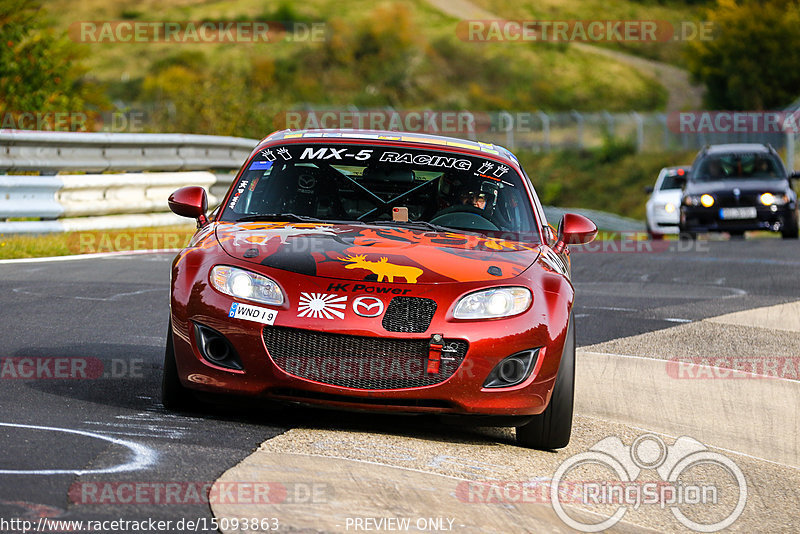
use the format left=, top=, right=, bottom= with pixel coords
left=660, top=172, right=684, bottom=190
left=220, top=143, right=538, bottom=240
left=692, top=153, right=785, bottom=182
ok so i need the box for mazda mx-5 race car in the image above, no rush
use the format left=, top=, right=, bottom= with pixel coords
left=163, top=129, right=597, bottom=449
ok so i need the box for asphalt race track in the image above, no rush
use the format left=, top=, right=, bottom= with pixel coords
left=0, top=238, right=798, bottom=531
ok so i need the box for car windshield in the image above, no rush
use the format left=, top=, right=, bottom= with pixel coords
left=220, top=143, right=539, bottom=241
left=692, top=153, right=784, bottom=182
left=660, top=172, right=684, bottom=190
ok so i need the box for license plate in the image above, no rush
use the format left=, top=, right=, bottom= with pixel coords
left=228, top=302, right=277, bottom=325
left=719, top=207, right=757, bottom=220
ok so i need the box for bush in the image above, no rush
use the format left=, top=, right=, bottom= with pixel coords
left=686, top=0, right=800, bottom=109
left=0, top=0, right=104, bottom=117
left=516, top=148, right=696, bottom=219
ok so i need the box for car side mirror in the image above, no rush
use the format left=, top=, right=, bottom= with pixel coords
left=644, top=185, right=654, bottom=194
left=169, top=186, right=208, bottom=226
left=790, top=171, right=800, bottom=182
left=553, top=213, right=597, bottom=254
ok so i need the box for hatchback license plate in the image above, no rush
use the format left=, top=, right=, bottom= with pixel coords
left=719, top=207, right=757, bottom=220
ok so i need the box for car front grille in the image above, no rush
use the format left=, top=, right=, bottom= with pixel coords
left=713, top=192, right=762, bottom=207
left=263, top=326, right=467, bottom=390
left=381, top=296, right=437, bottom=333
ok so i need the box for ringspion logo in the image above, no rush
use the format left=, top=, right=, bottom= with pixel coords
left=551, top=434, right=747, bottom=532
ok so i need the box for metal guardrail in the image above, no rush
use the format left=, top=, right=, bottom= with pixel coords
left=0, top=132, right=259, bottom=233
left=0, top=130, right=648, bottom=235
left=0, top=131, right=258, bottom=173
left=543, top=206, right=645, bottom=232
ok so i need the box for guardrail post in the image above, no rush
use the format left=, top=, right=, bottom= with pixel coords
left=602, top=110, right=614, bottom=137
left=536, top=112, right=551, bottom=152
left=657, top=113, right=668, bottom=151
left=631, top=112, right=644, bottom=152
left=498, top=111, right=514, bottom=149
left=570, top=111, right=584, bottom=149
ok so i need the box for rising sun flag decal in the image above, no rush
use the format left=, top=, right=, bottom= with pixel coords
left=297, top=293, right=348, bottom=320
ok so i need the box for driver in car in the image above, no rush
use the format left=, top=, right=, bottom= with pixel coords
left=461, top=191, right=487, bottom=210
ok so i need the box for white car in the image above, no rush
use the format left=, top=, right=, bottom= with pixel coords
left=645, top=166, right=689, bottom=238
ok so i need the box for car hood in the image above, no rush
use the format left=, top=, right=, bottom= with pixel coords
left=685, top=179, right=789, bottom=195
left=650, top=190, right=682, bottom=204
left=215, top=222, right=541, bottom=284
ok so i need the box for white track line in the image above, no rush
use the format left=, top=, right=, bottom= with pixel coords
left=0, top=249, right=180, bottom=264
left=0, top=422, right=157, bottom=475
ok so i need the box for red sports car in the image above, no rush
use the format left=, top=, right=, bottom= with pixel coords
left=164, top=129, right=596, bottom=449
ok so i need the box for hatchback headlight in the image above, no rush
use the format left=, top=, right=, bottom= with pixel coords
left=210, top=266, right=284, bottom=306
left=453, top=287, right=531, bottom=319
left=700, top=194, right=715, bottom=207
left=760, top=192, right=788, bottom=206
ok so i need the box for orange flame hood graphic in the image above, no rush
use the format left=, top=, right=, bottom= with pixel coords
left=216, top=222, right=542, bottom=283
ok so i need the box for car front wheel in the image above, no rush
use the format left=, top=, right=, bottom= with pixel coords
left=515, top=313, right=575, bottom=450
left=781, top=211, right=799, bottom=239
left=162, top=321, right=194, bottom=411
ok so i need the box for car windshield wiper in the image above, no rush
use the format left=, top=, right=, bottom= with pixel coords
left=235, top=213, right=364, bottom=225
left=367, top=219, right=481, bottom=236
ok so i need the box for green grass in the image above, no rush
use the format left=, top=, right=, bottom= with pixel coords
left=470, top=0, right=712, bottom=66
left=0, top=225, right=196, bottom=259
left=517, top=143, right=697, bottom=220
left=41, top=0, right=667, bottom=136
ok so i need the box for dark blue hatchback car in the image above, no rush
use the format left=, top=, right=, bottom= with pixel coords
left=679, top=144, right=799, bottom=239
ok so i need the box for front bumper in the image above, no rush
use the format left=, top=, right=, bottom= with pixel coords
left=680, top=204, right=796, bottom=233
left=170, top=262, right=572, bottom=417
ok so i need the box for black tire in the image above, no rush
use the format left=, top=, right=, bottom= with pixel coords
left=647, top=231, right=664, bottom=240
left=728, top=230, right=745, bottom=240
left=162, top=321, right=194, bottom=411
left=781, top=218, right=799, bottom=239
left=516, top=313, right=575, bottom=450
left=678, top=230, right=697, bottom=240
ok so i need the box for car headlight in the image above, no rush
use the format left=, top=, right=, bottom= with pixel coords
left=453, top=287, right=531, bottom=319
left=664, top=202, right=676, bottom=213
left=760, top=192, right=788, bottom=206
left=684, top=194, right=715, bottom=207
left=210, top=265, right=284, bottom=306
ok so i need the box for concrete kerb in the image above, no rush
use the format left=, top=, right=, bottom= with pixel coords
left=577, top=299, right=800, bottom=467
left=575, top=349, right=800, bottom=468
left=210, top=451, right=651, bottom=534
left=209, top=301, right=800, bottom=531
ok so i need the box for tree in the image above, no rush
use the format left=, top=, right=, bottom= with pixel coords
left=686, top=0, right=800, bottom=109
left=0, top=0, right=102, bottom=119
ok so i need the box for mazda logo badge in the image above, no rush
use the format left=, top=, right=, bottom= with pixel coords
left=352, top=296, right=384, bottom=317
left=298, top=174, right=316, bottom=190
